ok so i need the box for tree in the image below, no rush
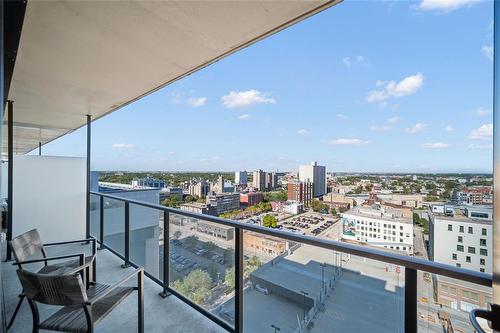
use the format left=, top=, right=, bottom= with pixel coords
left=172, top=269, right=213, bottom=305
left=223, top=248, right=234, bottom=264
left=207, top=263, right=219, bottom=282
left=161, top=196, right=180, bottom=208
left=184, top=235, right=198, bottom=249
left=202, top=241, right=217, bottom=253
left=247, top=255, right=262, bottom=268
left=311, top=199, right=329, bottom=213
left=330, top=207, right=337, bottom=216
left=262, top=214, right=278, bottom=228
left=173, top=230, right=182, bottom=240
left=225, top=267, right=235, bottom=291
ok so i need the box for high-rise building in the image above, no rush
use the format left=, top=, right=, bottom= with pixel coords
left=188, top=180, right=209, bottom=198
left=252, top=169, right=267, bottom=191
left=266, top=172, right=278, bottom=190
left=299, top=161, right=326, bottom=197
left=235, top=171, right=248, bottom=185
left=287, top=181, right=313, bottom=207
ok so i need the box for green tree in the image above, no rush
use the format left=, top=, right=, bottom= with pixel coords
left=172, top=269, right=213, bottom=305
left=330, top=207, right=337, bottom=216
left=184, top=235, right=199, bottom=249
left=225, top=267, right=235, bottom=291
left=247, top=255, right=262, bottom=268
left=223, top=248, right=234, bottom=264
left=173, top=230, right=182, bottom=240
left=262, top=214, right=278, bottom=228
left=161, top=196, right=180, bottom=208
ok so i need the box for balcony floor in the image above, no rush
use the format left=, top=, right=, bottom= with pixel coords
left=1, top=242, right=227, bottom=333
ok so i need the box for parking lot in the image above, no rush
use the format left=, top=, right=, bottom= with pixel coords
left=279, top=212, right=338, bottom=236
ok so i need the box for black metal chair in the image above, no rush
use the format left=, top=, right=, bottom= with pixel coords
left=16, top=267, right=144, bottom=333
left=7, top=228, right=97, bottom=329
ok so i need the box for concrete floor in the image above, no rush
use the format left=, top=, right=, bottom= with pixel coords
left=2, top=242, right=227, bottom=333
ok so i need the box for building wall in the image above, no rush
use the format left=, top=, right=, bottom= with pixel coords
left=299, top=162, right=326, bottom=197
left=342, top=212, right=414, bottom=255
left=430, top=216, right=492, bottom=273
left=244, top=232, right=287, bottom=255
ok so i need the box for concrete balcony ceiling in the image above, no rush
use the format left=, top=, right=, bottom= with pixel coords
left=4, top=0, right=340, bottom=154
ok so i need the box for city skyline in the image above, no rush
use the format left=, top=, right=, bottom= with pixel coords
left=34, top=0, right=494, bottom=173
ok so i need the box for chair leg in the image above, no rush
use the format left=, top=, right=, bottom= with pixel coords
left=7, top=294, right=25, bottom=329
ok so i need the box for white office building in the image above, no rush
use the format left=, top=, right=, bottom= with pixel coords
left=342, top=206, right=414, bottom=255
left=299, top=161, right=326, bottom=197
left=429, top=205, right=492, bottom=274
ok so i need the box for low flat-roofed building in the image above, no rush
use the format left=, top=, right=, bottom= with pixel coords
left=180, top=202, right=211, bottom=215
left=436, top=275, right=492, bottom=313
left=196, top=220, right=234, bottom=241
left=240, top=192, right=263, bottom=206
left=244, top=231, right=288, bottom=255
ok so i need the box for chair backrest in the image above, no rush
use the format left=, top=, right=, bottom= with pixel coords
left=16, top=269, right=88, bottom=306
left=9, top=229, right=45, bottom=263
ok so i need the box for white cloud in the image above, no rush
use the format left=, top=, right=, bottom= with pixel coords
left=405, top=123, right=427, bottom=134
left=342, top=57, right=351, bottom=68
left=445, top=125, right=454, bottom=132
left=297, top=129, right=309, bottom=135
left=476, top=107, right=491, bottom=116
left=468, top=123, right=493, bottom=140
left=112, top=143, right=135, bottom=149
left=337, top=113, right=348, bottom=119
left=326, top=138, right=369, bottom=146
left=421, top=142, right=449, bottom=149
left=343, top=55, right=367, bottom=69
left=415, top=0, right=479, bottom=12
left=238, top=114, right=251, bottom=120
left=467, top=143, right=493, bottom=149
left=388, top=116, right=400, bottom=124
left=170, top=92, right=183, bottom=104
left=370, top=125, right=392, bottom=132
left=187, top=96, right=207, bottom=107
left=221, top=89, right=276, bottom=108
left=482, top=45, right=493, bottom=61
left=366, top=73, right=424, bottom=103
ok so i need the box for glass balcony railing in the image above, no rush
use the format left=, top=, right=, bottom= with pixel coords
left=89, top=190, right=492, bottom=333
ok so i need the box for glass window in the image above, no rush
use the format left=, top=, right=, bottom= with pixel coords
left=480, top=258, right=485, bottom=265
left=452, top=253, right=457, bottom=260
left=468, top=226, right=473, bottom=234
left=458, top=236, right=463, bottom=243
left=456, top=263, right=461, bottom=268
left=466, top=256, right=471, bottom=263
left=457, top=245, right=464, bottom=252
left=468, top=247, right=476, bottom=254
left=448, top=224, right=452, bottom=231
left=459, top=226, right=464, bottom=233
left=480, top=239, right=486, bottom=246
left=480, top=249, right=488, bottom=256
left=480, top=268, right=485, bottom=273
left=482, top=228, right=487, bottom=236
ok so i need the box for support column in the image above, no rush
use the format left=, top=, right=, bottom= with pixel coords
left=6, top=100, right=13, bottom=261
left=86, top=115, right=91, bottom=239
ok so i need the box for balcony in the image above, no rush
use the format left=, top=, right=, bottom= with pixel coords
left=3, top=191, right=491, bottom=333
left=1, top=1, right=498, bottom=332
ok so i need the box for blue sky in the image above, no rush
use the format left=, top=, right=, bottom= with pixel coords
left=38, top=0, right=494, bottom=173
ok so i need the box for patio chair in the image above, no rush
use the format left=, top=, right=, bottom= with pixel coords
left=16, top=267, right=144, bottom=333
left=7, top=228, right=97, bottom=329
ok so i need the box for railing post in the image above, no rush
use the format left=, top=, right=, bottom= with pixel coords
left=405, top=267, right=417, bottom=333
left=122, top=201, right=131, bottom=268
left=6, top=100, right=13, bottom=261
left=235, top=227, right=243, bottom=333
left=159, top=210, right=171, bottom=298
left=98, top=195, right=104, bottom=250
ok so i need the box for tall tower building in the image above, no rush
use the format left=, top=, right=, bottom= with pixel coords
left=252, top=169, right=266, bottom=191
left=299, top=161, right=326, bottom=197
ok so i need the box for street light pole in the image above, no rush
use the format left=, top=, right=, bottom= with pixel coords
left=270, top=324, right=280, bottom=333
left=300, top=290, right=309, bottom=325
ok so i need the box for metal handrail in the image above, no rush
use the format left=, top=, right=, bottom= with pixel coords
left=90, top=190, right=492, bottom=287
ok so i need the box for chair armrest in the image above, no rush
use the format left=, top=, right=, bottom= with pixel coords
left=14, top=253, right=85, bottom=267
left=44, top=238, right=96, bottom=247
left=86, top=267, right=143, bottom=305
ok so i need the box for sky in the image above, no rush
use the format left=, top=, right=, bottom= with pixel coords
left=37, top=0, right=495, bottom=173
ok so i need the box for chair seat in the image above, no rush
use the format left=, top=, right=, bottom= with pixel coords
left=37, top=255, right=95, bottom=275
left=39, top=282, right=135, bottom=333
